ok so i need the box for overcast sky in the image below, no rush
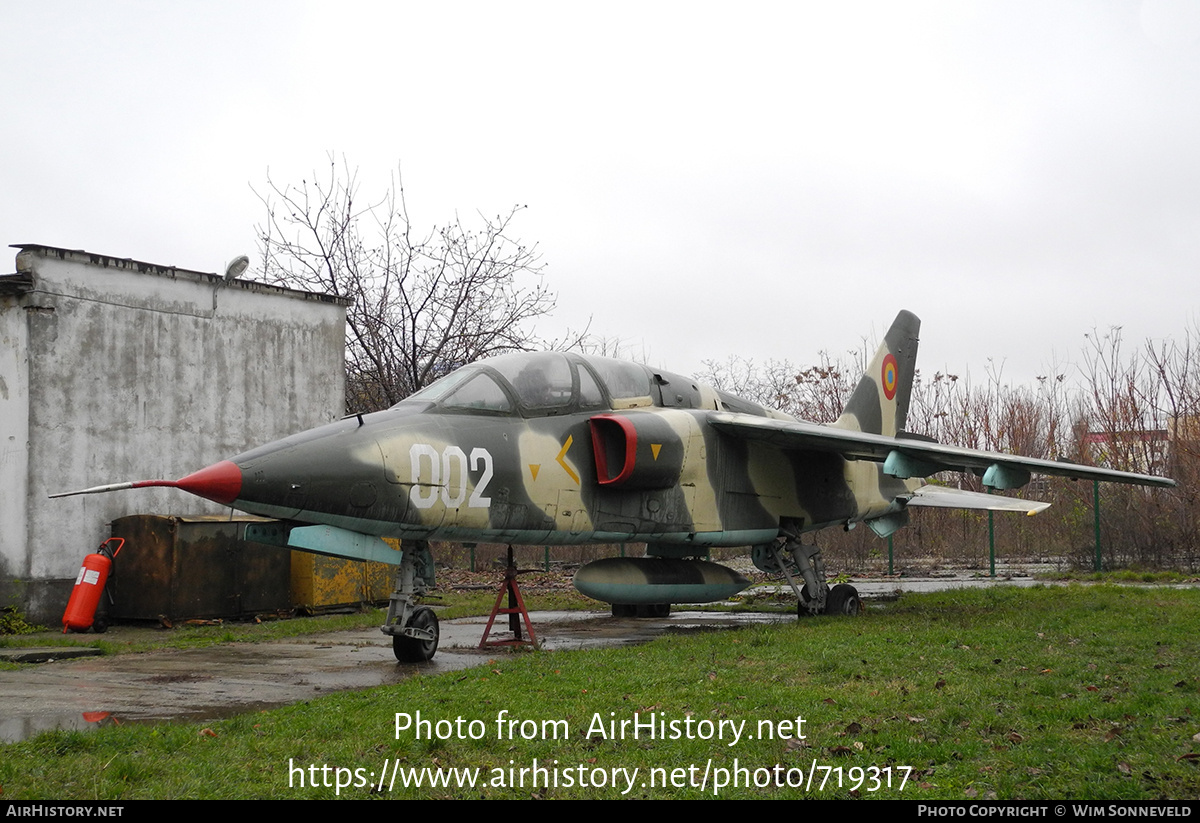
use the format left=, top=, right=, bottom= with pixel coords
left=4, top=0, right=1199, bottom=390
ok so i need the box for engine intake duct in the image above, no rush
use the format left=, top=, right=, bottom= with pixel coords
left=588, top=413, right=682, bottom=489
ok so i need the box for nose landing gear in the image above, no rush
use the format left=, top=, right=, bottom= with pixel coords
left=383, top=540, right=440, bottom=662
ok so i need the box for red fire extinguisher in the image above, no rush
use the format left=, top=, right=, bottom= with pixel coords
left=62, top=537, right=123, bottom=634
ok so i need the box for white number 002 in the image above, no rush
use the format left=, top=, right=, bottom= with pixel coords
left=408, top=445, right=493, bottom=509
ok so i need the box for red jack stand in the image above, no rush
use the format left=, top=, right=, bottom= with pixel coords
left=479, top=546, right=538, bottom=650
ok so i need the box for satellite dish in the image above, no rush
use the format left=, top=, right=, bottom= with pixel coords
left=224, top=255, right=250, bottom=282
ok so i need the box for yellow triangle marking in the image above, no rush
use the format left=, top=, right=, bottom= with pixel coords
left=651, top=443, right=662, bottom=460
left=556, top=435, right=580, bottom=485
left=529, top=464, right=540, bottom=481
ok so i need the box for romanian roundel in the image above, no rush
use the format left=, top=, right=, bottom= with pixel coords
left=881, top=353, right=898, bottom=400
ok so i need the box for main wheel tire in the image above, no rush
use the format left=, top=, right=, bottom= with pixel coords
left=635, top=603, right=671, bottom=618
left=392, top=607, right=439, bottom=662
left=612, top=603, right=636, bottom=617
left=824, top=583, right=862, bottom=616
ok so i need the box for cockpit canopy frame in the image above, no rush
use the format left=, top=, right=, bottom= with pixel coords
left=400, top=352, right=670, bottom=417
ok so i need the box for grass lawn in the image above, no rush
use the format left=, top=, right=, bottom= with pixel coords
left=2, top=584, right=1198, bottom=799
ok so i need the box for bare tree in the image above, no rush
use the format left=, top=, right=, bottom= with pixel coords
left=256, top=156, right=556, bottom=412
left=696, top=347, right=866, bottom=423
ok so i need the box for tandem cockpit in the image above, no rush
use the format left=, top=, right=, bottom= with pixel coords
left=397, top=352, right=718, bottom=416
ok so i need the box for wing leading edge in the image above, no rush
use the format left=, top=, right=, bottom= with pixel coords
left=708, top=411, right=1177, bottom=490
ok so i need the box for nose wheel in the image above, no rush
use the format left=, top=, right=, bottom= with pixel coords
left=392, top=606, right=439, bottom=662
left=382, top=540, right=440, bottom=662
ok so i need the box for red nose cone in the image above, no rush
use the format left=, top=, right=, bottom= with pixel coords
left=174, top=460, right=243, bottom=505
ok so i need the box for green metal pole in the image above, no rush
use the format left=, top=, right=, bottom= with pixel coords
left=1094, top=479, right=1102, bottom=572
left=987, top=487, right=995, bottom=578
left=989, top=508, right=995, bottom=578
left=544, top=546, right=550, bottom=572
left=470, top=545, right=476, bottom=573
left=888, top=533, right=894, bottom=576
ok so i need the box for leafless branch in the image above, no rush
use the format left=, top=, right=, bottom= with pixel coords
left=254, top=155, right=553, bottom=411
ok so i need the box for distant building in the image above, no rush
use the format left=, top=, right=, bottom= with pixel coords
left=0, top=245, right=349, bottom=624
left=1079, top=428, right=1171, bottom=477
left=1168, top=415, right=1200, bottom=446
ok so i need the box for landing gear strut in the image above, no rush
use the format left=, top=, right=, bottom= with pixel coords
left=382, top=540, right=440, bottom=662
left=754, top=528, right=861, bottom=619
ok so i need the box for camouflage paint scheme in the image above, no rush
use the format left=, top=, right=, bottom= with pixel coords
left=572, top=557, right=751, bottom=607
left=224, top=316, right=910, bottom=550
left=54, top=311, right=1177, bottom=658
left=215, top=310, right=1171, bottom=554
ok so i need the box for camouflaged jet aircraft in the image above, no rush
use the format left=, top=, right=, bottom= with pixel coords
left=55, top=310, right=1176, bottom=661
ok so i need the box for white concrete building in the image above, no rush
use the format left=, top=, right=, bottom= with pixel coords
left=1, top=245, right=348, bottom=624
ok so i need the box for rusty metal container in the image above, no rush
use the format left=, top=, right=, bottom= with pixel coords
left=290, top=549, right=394, bottom=612
left=108, top=515, right=291, bottom=621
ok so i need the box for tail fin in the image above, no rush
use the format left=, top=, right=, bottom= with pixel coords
left=833, top=310, right=920, bottom=436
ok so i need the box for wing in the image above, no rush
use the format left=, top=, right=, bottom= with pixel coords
left=707, top=412, right=1176, bottom=489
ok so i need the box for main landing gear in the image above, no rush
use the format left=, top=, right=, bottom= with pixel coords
left=752, top=529, right=861, bottom=618
left=824, top=583, right=862, bottom=616
left=382, top=540, right=440, bottom=662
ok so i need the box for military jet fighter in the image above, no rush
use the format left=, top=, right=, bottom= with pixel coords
left=54, top=311, right=1175, bottom=661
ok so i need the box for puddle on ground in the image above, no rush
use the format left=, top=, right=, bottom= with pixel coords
left=0, top=610, right=795, bottom=742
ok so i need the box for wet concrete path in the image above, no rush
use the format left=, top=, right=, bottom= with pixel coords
left=0, top=609, right=793, bottom=743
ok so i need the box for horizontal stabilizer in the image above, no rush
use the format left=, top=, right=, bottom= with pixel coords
left=903, top=485, right=1050, bottom=515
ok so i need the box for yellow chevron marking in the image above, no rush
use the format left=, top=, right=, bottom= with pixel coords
left=529, top=464, right=540, bottom=481
left=651, top=443, right=662, bottom=460
left=556, top=435, right=580, bottom=485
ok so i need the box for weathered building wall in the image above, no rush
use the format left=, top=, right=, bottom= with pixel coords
left=0, top=280, right=32, bottom=609
left=0, top=245, right=348, bottom=623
